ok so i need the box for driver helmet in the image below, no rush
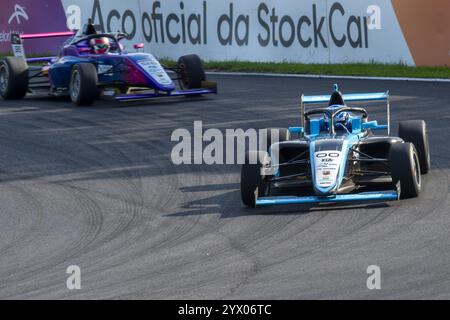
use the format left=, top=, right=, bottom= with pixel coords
left=334, top=112, right=351, bottom=131
left=90, top=37, right=110, bottom=54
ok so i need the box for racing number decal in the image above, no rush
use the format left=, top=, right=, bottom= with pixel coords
left=314, top=151, right=342, bottom=188
left=137, top=55, right=173, bottom=86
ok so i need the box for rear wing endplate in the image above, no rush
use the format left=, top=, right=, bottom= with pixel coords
left=11, top=33, right=26, bottom=59
left=300, top=90, right=391, bottom=135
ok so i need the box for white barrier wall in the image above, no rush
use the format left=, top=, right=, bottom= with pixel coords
left=58, top=0, right=449, bottom=66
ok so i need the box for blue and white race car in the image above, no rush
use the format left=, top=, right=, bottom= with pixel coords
left=241, top=84, right=430, bottom=207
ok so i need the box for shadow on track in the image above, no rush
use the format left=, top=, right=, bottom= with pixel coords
left=21, top=94, right=212, bottom=109
left=167, top=182, right=392, bottom=218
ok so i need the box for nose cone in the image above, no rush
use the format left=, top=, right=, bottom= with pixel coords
left=313, top=150, right=343, bottom=195
left=310, top=139, right=345, bottom=195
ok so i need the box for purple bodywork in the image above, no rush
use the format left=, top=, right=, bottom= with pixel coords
left=17, top=30, right=217, bottom=101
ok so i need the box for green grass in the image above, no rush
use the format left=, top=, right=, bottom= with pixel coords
left=2, top=52, right=448, bottom=79
left=162, top=59, right=450, bottom=79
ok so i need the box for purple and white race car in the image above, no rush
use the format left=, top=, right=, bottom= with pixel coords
left=0, top=20, right=217, bottom=106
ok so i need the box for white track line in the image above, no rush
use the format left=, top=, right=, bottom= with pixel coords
left=207, top=71, right=450, bottom=83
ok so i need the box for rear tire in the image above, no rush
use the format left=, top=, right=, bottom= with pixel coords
left=241, top=151, right=271, bottom=208
left=398, top=120, right=430, bottom=174
left=389, top=142, right=421, bottom=199
left=0, top=57, right=28, bottom=99
left=266, top=128, right=290, bottom=152
left=69, top=63, right=98, bottom=106
left=177, top=54, right=206, bottom=89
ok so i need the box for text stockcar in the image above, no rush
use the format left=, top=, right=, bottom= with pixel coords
left=88, top=0, right=371, bottom=48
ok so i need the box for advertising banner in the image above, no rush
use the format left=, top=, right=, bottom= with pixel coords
left=0, top=0, right=68, bottom=54
left=1, top=0, right=449, bottom=66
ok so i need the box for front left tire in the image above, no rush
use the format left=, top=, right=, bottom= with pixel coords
left=398, top=120, right=430, bottom=174
left=177, top=54, right=206, bottom=89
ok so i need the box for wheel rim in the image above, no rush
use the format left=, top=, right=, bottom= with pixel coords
left=70, top=70, right=81, bottom=101
left=0, top=64, right=8, bottom=95
left=413, top=152, right=421, bottom=187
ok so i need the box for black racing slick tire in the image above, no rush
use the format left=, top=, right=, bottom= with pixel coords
left=177, top=54, right=206, bottom=89
left=398, top=120, right=430, bottom=174
left=240, top=151, right=271, bottom=208
left=69, top=63, right=98, bottom=106
left=389, top=142, right=421, bottom=199
left=0, top=57, right=28, bottom=99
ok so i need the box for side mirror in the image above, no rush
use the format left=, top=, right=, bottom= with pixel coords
left=362, top=121, right=388, bottom=130
left=134, top=43, right=144, bottom=50
left=288, top=127, right=304, bottom=134
left=362, top=120, right=378, bottom=129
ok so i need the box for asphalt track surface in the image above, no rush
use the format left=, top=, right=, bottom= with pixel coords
left=0, top=74, right=449, bottom=299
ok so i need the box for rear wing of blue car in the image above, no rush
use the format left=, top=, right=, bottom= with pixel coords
left=300, top=88, right=391, bottom=134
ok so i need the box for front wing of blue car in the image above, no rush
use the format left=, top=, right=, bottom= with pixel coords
left=255, top=190, right=399, bottom=206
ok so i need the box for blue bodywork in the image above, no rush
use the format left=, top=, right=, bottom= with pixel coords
left=256, top=191, right=399, bottom=206
left=255, top=86, right=399, bottom=206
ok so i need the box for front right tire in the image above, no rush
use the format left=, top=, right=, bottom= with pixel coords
left=69, top=63, right=98, bottom=106
left=240, top=151, right=271, bottom=208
